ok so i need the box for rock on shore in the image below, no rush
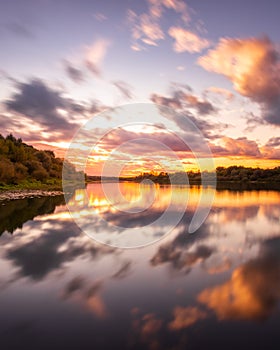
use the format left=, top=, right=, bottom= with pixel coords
left=0, top=190, right=64, bottom=201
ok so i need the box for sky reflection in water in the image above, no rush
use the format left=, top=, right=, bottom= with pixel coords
left=0, top=183, right=280, bottom=349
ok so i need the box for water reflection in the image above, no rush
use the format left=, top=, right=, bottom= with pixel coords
left=0, top=184, right=280, bottom=349
left=0, top=195, right=65, bottom=236
left=198, top=237, right=280, bottom=321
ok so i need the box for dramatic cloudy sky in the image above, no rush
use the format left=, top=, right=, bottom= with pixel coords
left=1, top=0, right=280, bottom=174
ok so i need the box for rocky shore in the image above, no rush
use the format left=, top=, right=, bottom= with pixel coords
left=0, top=190, right=64, bottom=202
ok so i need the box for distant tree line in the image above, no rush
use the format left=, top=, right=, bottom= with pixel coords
left=122, top=166, right=280, bottom=184
left=216, top=165, right=280, bottom=182
left=0, top=134, right=82, bottom=186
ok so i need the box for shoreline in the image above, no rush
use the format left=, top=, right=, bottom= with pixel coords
left=0, top=189, right=64, bottom=202
left=1, top=180, right=280, bottom=202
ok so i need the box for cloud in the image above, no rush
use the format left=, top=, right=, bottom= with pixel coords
left=168, top=27, right=210, bottom=53
left=93, top=12, right=107, bottom=22
left=134, top=313, right=163, bottom=349
left=3, top=78, right=106, bottom=142
left=128, top=10, right=164, bottom=50
left=244, top=112, right=266, bottom=132
left=85, top=38, right=111, bottom=76
left=151, top=242, right=215, bottom=273
left=102, top=207, right=164, bottom=229
left=150, top=89, right=223, bottom=141
left=112, top=260, right=132, bottom=279
left=63, top=60, right=85, bottom=84
left=146, top=0, right=190, bottom=22
left=131, top=312, right=163, bottom=349
left=261, top=138, right=280, bottom=159
left=5, top=79, right=79, bottom=134
left=151, top=89, right=216, bottom=116
left=162, top=0, right=190, bottom=22
left=210, top=135, right=280, bottom=159
left=168, top=306, right=207, bottom=330
left=198, top=237, right=280, bottom=321
left=0, top=113, right=24, bottom=133
left=198, top=36, right=280, bottom=125
left=203, top=258, right=232, bottom=275
left=5, top=221, right=81, bottom=280
left=112, top=80, right=134, bottom=99
left=265, top=137, right=280, bottom=147
left=139, top=14, right=165, bottom=45
left=97, top=127, right=192, bottom=154
left=213, top=206, right=259, bottom=224
left=140, top=313, right=162, bottom=337
left=261, top=145, right=280, bottom=159
left=62, top=276, right=85, bottom=299
left=4, top=219, right=114, bottom=281
left=86, top=292, right=108, bottom=318
left=62, top=277, right=108, bottom=319
left=205, top=86, right=234, bottom=101
left=127, top=0, right=191, bottom=51
left=219, top=137, right=262, bottom=157
left=150, top=93, right=182, bottom=109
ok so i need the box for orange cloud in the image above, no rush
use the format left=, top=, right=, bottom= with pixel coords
left=130, top=312, right=163, bottom=350
left=168, top=306, right=207, bottom=330
left=198, top=267, right=266, bottom=320
left=198, top=36, right=280, bottom=125
left=141, top=313, right=163, bottom=337
left=168, top=27, right=210, bottom=53
left=198, top=238, right=280, bottom=320
left=86, top=294, right=108, bottom=318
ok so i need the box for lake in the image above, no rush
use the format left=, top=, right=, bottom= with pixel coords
left=1, top=183, right=280, bottom=349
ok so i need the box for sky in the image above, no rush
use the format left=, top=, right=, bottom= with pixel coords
left=1, top=0, right=280, bottom=175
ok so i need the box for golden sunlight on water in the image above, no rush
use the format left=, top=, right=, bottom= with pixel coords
left=67, top=183, right=280, bottom=212
left=61, top=183, right=280, bottom=247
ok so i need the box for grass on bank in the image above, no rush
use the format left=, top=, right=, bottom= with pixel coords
left=0, top=178, right=63, bottom=191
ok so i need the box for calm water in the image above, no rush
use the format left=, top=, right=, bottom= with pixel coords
left=1, top=183, right=280, bottom=349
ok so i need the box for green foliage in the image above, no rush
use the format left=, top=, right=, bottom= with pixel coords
left=216, top=166, right=280, bottom=183
left=0, top=134, right=83, bottom=188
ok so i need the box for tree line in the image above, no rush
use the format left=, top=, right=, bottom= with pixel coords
left=122, top=165, right=280, bottom=184
left=0, top=134, right=81, bottom=187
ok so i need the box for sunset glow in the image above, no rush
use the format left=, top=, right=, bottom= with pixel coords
left=1, top=0, right=280, bottom=176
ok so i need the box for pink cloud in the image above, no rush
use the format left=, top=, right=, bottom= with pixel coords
left=85, top=38, right=111, bottom=76
left=127, top=0, right=191, bottom=51
left=221, top=136, right=262, bottom=157
left=205, top=86, right=234, bottom=101
left=198, top=36, right=280, bottom=125
left=168, top=27, right=210, bottom=53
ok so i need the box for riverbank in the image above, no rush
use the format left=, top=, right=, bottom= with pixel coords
left=0, top=189, right=64, bottom=202
left=2, top=180, right=280, bottom=202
